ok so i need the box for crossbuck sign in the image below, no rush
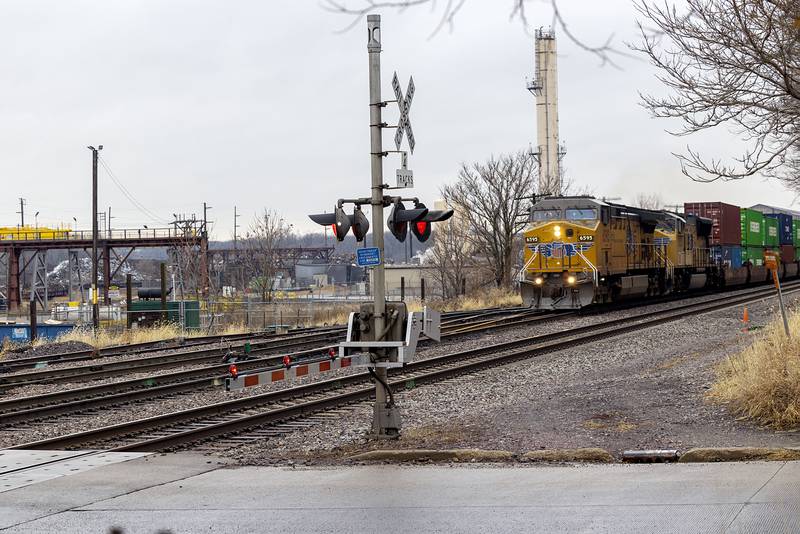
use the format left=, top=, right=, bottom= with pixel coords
left=392, top=72, right=415, bottom=153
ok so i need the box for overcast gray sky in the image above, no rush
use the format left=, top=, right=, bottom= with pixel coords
left=0, top=0, right=794, bottom=239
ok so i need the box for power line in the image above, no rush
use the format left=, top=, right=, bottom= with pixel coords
left=98, top=156, right=169, bottom=225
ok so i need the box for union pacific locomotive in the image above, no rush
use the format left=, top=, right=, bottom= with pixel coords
left=519, top=196, right=797, bottom=309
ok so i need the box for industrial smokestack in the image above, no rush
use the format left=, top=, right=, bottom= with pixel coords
left=527, top=28, right=565, bottom=196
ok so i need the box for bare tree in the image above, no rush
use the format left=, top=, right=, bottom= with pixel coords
left=635, top=192, right=664, bottom=210
left=242, top=210, right=292, bottom=302
left=441, top=150, right=536, bottom=288
left=427, top=208, right=474, bottom=299
left=635, top=0, right=800, bottom=184
left=324, top=0, right=629, bottom=66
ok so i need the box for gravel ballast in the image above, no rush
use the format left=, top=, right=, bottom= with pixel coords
left=3, top=287, right=799, bottom=457
left=230, top=292, right=800, bottom=465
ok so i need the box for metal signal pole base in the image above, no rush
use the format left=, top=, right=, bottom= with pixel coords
left=371, top=404, right=402, bottom=440
left=370, top=365, right=401, bottom=439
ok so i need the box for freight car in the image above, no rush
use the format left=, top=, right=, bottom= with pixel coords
left=519, top=197, right=799, bottom=309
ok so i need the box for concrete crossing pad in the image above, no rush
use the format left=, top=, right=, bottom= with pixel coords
left=0, top=454, right=797, bottom=533
left=0, top=449, right=148, bottom=493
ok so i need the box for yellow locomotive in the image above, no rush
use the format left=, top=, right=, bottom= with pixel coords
left=520, top=197, right=714, bottom=309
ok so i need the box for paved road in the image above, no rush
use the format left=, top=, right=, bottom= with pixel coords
left=1, top=452, right=798, bottom=533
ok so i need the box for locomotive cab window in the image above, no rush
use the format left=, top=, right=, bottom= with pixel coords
left=532, top=209, right=561, bottom=221
left=565, top=208, right=597, bottom=221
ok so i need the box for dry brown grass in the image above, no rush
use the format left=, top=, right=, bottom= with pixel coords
left=709, top=311, right=800, bottom=429
left=307, top=288, right=523, bottom=327
left=441, top=287, right=523, bottom=312
left=39, top=323, right=250, bottom=350
left=311, top=304, right=360, bottom=327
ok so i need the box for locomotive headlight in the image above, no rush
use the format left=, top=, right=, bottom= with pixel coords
left=553, top=225, right=562, bottom=238
left=567, top=275, right=576, bottom=285
left=534, top=277, right=543, bottom=285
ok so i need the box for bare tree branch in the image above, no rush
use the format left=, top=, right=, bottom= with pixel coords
left=323, top=0, right=631, bottom=65
left=635, top=192, right=665, bottom=210
left=426, top=205, right=475, bottom=299
left=634, top=0, right=800, bottom=186
left=441, top=150, right=536, bottom=288
left=241, top=210, right=292, bottom=302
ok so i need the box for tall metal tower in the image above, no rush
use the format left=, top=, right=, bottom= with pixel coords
left=527, top=28, right=566, bottom=196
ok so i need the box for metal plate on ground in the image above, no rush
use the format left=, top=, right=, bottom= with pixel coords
left=0, top=449, right=149, bottom=493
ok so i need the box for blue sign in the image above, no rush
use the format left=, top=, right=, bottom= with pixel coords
left=357, top=247, right=382, bottom=267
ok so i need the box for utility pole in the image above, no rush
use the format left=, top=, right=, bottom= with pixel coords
left=367, top=14, right=398, bottom=438
left=201, top=202, right=211, bottom=297
left=233, top=206, right=240, bottom=249
left=88, top=145, right=103, bottom=329
left=233, top=206, right=241, bottom=290
left=17, top=198, right=25, bottom=228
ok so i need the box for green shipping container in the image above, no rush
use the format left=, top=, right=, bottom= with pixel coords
left=742, top=246, right=764, bottom=266
left=793, top=220, right=800, bottom=247
left=740, top=209, right=765, bottom=247
left=764, top=217, right=779, bottom=247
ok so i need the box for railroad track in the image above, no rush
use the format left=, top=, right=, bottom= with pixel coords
left=0, top=306, right=520, bottom=375
left=0, top=329, right=344, bottom=388
left=0, top=308, right=558, bottom=424
left=8, top=281, right=795, bottom=453
left=0, top=308, right=547, bottom=390
left=0, top=325, right=341, bottom=372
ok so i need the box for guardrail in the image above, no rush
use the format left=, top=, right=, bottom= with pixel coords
left=0, top=227, right=199, bottom=242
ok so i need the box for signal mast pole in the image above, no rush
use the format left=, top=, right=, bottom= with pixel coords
left=367, top=14, right=398, bottom=437
left=88, top=145, right=102, bottom=329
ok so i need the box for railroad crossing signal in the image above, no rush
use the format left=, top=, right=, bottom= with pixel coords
left=392, top=72, right=415, bottom=153
left=308, top=206, right=370, bottom=242
left=387, top=200, right=427, bottom=242
left=409, top=201, right=454, bottom=242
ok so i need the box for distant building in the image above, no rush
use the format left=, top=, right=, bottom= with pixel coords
left=749, top=204, right=800, bottom=218
left=370, top=264, right=441, bottom=300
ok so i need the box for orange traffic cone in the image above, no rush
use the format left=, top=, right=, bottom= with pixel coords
left=742, top=307, right=750, bottom=332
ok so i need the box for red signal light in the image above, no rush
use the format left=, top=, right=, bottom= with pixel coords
left=228, top=364, right=239, bottom=378
left=331, top=224, right=338, bottom=238
left=282, top=355, right=292, bottom=367
left=416, top=221, right=428, bottom=235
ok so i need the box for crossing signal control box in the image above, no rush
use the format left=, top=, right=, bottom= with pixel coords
left=340, top=302, right=440, bottom=368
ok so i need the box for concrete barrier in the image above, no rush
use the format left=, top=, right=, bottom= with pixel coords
left=349, top=449, right=514, bottom=462
left=678, top=447, right=800, bottom=463
left=522, top=448, right=614, bottom=463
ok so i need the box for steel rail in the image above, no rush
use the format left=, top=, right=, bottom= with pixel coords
left=0, top=309, right=542, bottom=388
left=9, top=282, right=793, bottom=452
left=0, top=307, right=518, bottom=374
left=0, top=325, right=344, bottom=372
left=0, top=330, right=342, bottom=387
left=0, top=308, right=560, bottom=420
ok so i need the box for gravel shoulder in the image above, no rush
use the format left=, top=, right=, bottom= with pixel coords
left=230, top=291, right=800, bottom=465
